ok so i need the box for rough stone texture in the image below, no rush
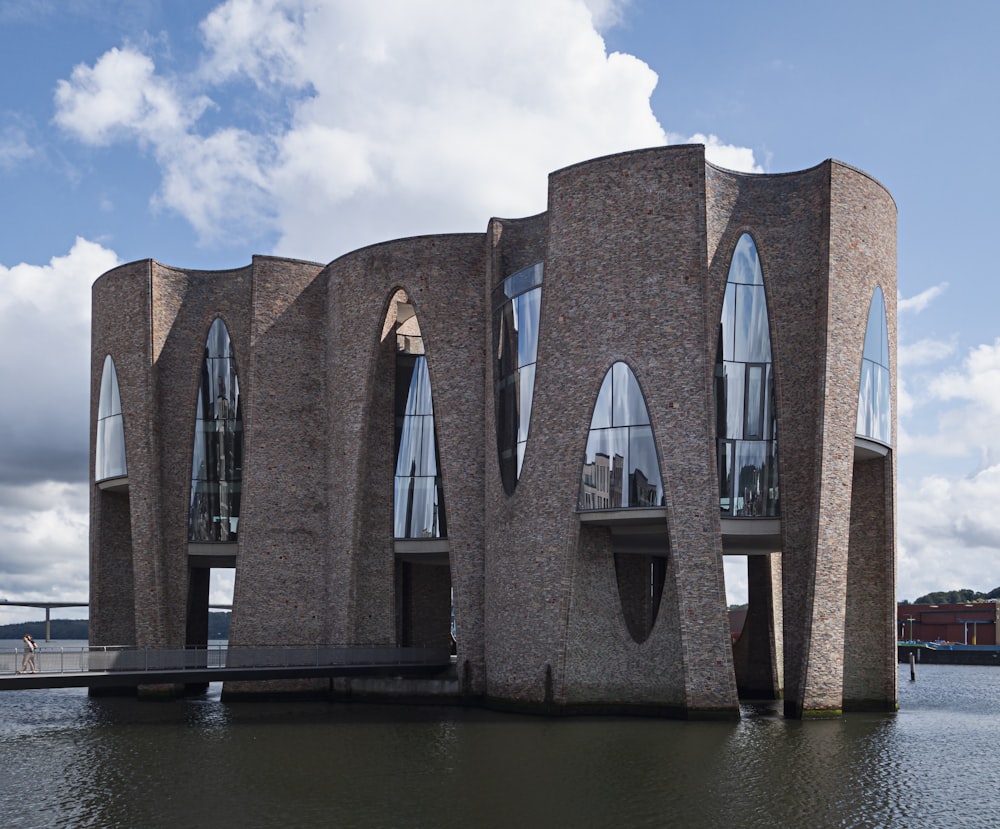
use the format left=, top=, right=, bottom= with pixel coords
left=89, top=145, right=896, bottom=717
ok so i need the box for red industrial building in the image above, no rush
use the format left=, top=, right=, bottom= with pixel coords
left=897, top=603, right=1000, bottom=646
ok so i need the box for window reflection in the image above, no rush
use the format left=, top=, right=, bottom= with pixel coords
left=856, top=287, right=892, bottom=445
left=492, top=263, right=543, bottom=494
left=715, top=234, right=780, bottom=517
left=579, top=363, right=663, bottom=510
left=96, top=355, right=127, bottom=481
left=189, top=319, right=242, bottom=542
left=393, top=310, right=447, bottom=539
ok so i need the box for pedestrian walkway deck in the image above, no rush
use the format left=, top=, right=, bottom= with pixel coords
left=0, top=645, right=454, bottom=691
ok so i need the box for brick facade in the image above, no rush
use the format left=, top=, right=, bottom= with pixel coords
left=90, top=145, right=897, bottom=717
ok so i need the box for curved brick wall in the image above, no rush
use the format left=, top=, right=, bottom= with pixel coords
left=90, top=145, right=896, bottom=716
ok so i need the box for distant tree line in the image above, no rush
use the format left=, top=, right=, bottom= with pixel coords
left=898, top=587, right=1000, bottom=606
left=0, top=612, right=232, bottom=641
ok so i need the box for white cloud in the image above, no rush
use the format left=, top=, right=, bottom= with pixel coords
left=898, top=466, right=1000, bottom=601
left=929, top=340, right=1000, bottom=405
left=54, top=46, right=203, bottom=146
left=0, top=482, right=90, bottom=626
left=52, top=0, right=760, bottom=260
left=900, top=342, right=1000, bottom=460
left=684, top=132, right=764, bottom=173
left=0, top=240, right=117, bottom=625
left=898, top=336, right=956, bottom=368
left=155, top=129, right=273, bottom=243
left=256, top=0, right=669, bottom=257
left=898, top=282, right=947, bottom=315
left=582, top=0, right=630, bottom=29
left=724, top=557, right=748, bottom=606
left=0, top=238, right=119, bottom=485
left=199, top=0, right=310, bottom=89
left=0, top=122, right=34, bottom=169
left=896, top=333, right=1000, bottom=599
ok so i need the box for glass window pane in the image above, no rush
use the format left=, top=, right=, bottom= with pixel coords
left=207, top=318, right=229, bottom=358
left=96, top=418, right=106, bottom=477
left=612, top=362, right=650, bottom=426
left=579, top=427, right=628, bottom=509
left=494, top=302, right=517, bottom=368
left=498, top=262, right=543, bottom=303
left=719, top=283, right=736, bottom=361
left=514, top=287, right=541, bottom=367
left=495, top=371, right=518, bottom=462
left=716, top=234, right=779, bottom=519
left=733, top=441, right=770, bottom=517
left=765, top=440, right=780, bottom=517
left=856, top=286, right=892, bottom=446
left=189, top=320, right=242, bottom=541
left=856, top=360, right=874, bottom=437
left=628, top=426, right=662, bottom=507
left=492, top=266, right=543, bottom=494
left=863, top=287, right=889, bottom=367
left=718, top=441, right=733, bottom=514
left=580, top=363, right=662, bottom=512
left=405, top=357, right=434, bottom=415
left=96, top=356, right=127, bottom=481
left=517, top=363, right=535, bottom=444
left=101, top=416, right=126, bottom=480
left=724, top=362, right=745, bottom=439
left=735, top=285, right=771, bottom=362
left=98, top=355, right=122, bottom=418
left=876, top=365, right=891, bottom=444
left=745, top=364, right=763, bottom=439
left=729, top=234, right=763, bottom=286
left=396, top=414, right=437, bottom=476
left=589, top=369, right=614, bottom=430
left=395, top=476, right=444, bottom=538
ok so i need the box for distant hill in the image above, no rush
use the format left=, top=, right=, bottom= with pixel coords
left=0, top=612, right=232, bottom=641
left=0, top=618, right=89, bottom=640
left=899, top=587, right=1000, bottom=605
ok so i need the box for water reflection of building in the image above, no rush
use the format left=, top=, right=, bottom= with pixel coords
left=90, top=144, right=897, bottom=720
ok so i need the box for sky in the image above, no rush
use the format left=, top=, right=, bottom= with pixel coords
left=1, top=0, right=999, bottom=626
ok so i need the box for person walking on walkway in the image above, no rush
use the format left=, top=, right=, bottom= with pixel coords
left=17, top=634, right=37, bottom=673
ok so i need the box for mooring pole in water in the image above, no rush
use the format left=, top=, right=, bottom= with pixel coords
left=909, top=652, right=916, bottom=681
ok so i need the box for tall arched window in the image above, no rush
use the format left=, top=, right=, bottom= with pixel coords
left=393, top=298, right=447, bottom=539
left=715, top=234, right=779, bottom=517
left=189, top=318, right=242, bottom=543
left=579, top=362, right=663, bottom=510
left=96, top=355, right=127, bottom=482
left=492, top=263, right=543, bottom=494
left=856, top=287, right=892, bottom=446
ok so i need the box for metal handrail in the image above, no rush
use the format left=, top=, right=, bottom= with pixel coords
left=1, top=644, right=451, bottom=675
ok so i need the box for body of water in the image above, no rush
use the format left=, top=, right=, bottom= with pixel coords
left=2, top=642, right=999, bottom=828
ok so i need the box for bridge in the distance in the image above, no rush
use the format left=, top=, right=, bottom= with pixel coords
left=0, top=644, right=454, bottom=691
left=1, top=600, right=232, bottom=641
left=1, top=600, right=90, bottom=641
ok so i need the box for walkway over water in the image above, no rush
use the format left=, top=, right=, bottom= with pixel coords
left=0, top=645, right=453, bottom=691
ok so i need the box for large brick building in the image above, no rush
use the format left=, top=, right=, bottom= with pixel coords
left=90, top=144, right=897, bottom=718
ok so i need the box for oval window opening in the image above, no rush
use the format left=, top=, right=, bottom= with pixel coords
left=579, top=361, right=667, bottom=643
left=189, top=318, right=242, bottom=543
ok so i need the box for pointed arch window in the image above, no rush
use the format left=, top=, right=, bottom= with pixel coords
left=856, top=287, right=892, bottom=446
left=492, top=263, right=543, bottom=494
left=715, top=234, right=779, bottom=517
left=393, top=300, right=447, bottom=539
left=96, top=355, right=127, bottom=482
left=579, top=362, right=663, bottom=510
left=189, top=318, right=242, bottom=543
